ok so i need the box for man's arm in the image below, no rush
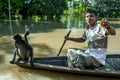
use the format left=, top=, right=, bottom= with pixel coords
left=106, top=26, right=116, bottom=35
left=65, top=36, right=86, bottom=43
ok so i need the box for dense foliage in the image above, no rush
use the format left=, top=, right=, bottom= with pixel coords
left=93, top=0, right=120, bottom=18
left=0, top=0, right=24, bottom=19
left=0, top=0, right=120, bottom=21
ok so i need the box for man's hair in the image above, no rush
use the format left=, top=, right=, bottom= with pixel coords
left=86, top=9, right=97, bottom=16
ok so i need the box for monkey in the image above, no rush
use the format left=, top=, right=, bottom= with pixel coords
left=10, top=31, right=33, bottom=64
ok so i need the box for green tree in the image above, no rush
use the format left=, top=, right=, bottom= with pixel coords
left=93, top=0, right=120, bottom=18
left=0, top=0, right=8, bottom=19
left=18, top=0, right=68, bottom=21
left=0, top=0, right=24, bottom=19
left=28, top=0, right=67, bottom=21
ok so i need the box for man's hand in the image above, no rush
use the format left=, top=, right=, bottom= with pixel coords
left=101, top=18, right=111, bottom=29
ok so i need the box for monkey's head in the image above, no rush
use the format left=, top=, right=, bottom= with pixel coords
left=13, top=34, right=22, bottom=43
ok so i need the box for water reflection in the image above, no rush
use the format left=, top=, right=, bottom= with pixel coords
left=0, top=18, right=120, bottom=37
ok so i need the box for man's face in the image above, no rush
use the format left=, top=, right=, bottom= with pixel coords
left=85, top=13, right=98, bottom=26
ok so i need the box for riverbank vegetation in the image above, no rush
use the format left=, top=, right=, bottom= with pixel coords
left=0, top=0, right=120, bottom=21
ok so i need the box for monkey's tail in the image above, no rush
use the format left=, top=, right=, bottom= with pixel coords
left=24, top=31, right=30, bottom=44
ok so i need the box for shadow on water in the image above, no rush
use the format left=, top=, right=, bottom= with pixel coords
left=0, top=40, right=55, bottom=56
left=0, top=31, right=56, bottom=55
left=32, top=43, right=55, bottom=56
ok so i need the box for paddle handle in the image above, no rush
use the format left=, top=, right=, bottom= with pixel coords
left=57, top=30, right=71, bottom=56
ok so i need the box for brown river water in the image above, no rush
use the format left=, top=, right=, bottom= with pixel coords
left=0, top=29, right=120, bottom=80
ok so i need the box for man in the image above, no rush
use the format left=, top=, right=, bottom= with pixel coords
left=65, top=9, right=116, bottom=69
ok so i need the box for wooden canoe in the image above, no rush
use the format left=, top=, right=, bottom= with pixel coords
left=14, top=54, right=120, bottom=78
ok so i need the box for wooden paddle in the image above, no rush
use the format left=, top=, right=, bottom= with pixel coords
left=57, top=30, right=71, bottom=56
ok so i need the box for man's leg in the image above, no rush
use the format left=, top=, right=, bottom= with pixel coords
left=67, top=48, right=85, bottom=69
